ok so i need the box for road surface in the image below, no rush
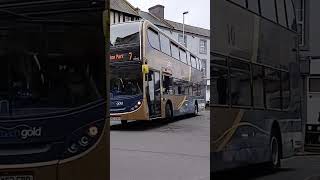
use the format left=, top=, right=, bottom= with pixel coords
left=213, top=155, right=320, bottom=180
left=111, top=111, right=210, bottom=180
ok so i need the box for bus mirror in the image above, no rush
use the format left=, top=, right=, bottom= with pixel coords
left=142, top=64, right=149, bottom=74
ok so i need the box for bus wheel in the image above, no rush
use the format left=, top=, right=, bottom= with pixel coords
left=165, top=103, right=173, bottom=121
left=268, top=132, right=281, bottom=169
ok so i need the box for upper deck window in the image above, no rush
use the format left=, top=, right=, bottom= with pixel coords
left=171, top=43, right=180, bottom=60
left=180, top=49, right=187, bottom=64
left=160, top=34, right=171, bottom=56
left=110, top=22, right=140, bottom=47
left=277, top=0, right=288, bottom=27
left=247, top=0, right=260, bottom=14
left=147, top=28, right=160, bottom=50
left=260, top=0, right=277, bottom=22
left=285, top=0, right=297, bottom=31
left=230, top=0, right=246, bottom=7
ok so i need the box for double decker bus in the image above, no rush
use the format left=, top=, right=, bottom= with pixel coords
left=212, top=0, right=302, bottom=172
left=110, top=20, right=205, bottom=125
left=0, top=0, right=108, bottom=179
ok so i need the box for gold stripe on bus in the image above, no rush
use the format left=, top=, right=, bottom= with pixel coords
left=216, top=110, right=244, bottom=152
left=213, top=122, right=270, bottom=146
left=177, top=96, right=187, bottom=109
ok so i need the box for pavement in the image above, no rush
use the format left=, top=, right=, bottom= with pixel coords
left=110, top=111, right=210, bottom=180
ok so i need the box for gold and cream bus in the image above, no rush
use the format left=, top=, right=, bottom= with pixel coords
left=212, top=0, right=302, bottom=172
left=0, top=0, right=109, bottom=179
left=110, top=20, right=205, bottom=125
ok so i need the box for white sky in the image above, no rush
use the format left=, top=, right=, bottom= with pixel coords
left=126, top=0, right=210, bottom=29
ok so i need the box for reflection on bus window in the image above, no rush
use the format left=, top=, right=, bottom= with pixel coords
left=265, top=68, right=281, bottom=109
left=0, top=23, right=104, bottom=116
left=111, top=63, right=143, bottom=96
left=252, top=65, right=264, bottom=108
left=110, top=22, right=140, bottom=46
left=212, top=66, right=229, bottom=105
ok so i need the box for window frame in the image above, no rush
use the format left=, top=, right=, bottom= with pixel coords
left=211, top=53, right=291, bottom=111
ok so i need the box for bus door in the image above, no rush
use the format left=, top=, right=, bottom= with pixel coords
left=307, top=77, right=320, bottom=125
left=147, top=70, right=161, bottom=117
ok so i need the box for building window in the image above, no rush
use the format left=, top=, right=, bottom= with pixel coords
left=178, top=34, right=187, bottom=47
left=199, top=39, right=207, bottom=54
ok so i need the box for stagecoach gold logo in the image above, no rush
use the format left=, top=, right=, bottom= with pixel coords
left=0, top=125, right=42, bottom=140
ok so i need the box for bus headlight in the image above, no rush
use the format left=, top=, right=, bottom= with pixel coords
left=131, top=101, right=142, bottom=111
left=64, top=120, right=104, bottom=157
left=308, top=126, right=313, bottom=131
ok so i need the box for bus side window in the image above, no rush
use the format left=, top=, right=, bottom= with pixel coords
left=160, top=34, right=171, bottom=56
left=171, top=43, right=180, bottom=60
left=147, top=28, right=160, bottom=50
left=252, top=65, right=264, bottom=108
left=265, top=68, right=281, bottom=109
left=247, top=0, right=259, bottom=14
left=180, top=49, right=187, bottom=64
left=276, top=0, right=288, bottom=27
left=282, top=72, right=290, bottom=110
left=186, top=52, right=191, bottom=65
left=285, top=0, right=297, bottom=31
left=163, top=75, right=173, bottom=95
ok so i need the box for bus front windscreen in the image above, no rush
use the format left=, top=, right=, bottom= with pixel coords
left=0, top=14, right=105, bottom=117
left=110, top=63, right=143, bottom=97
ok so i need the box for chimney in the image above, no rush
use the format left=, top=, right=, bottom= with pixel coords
left=148, top=5, right=164, bottom=19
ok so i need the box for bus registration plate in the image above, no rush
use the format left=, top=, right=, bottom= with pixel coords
left=110, top=116, right=121, bottom=121
left=0, top=175, right=33, bottom=180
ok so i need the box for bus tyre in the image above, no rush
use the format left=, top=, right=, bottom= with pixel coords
left=268, top=132, right=281, bottom=169
left=165, top=103, right=173, bottom=121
